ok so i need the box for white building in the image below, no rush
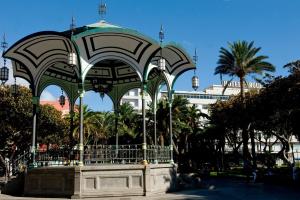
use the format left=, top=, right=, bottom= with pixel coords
left=121, top=81, right=262, bottom=115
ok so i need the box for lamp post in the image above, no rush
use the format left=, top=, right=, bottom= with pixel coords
left=1, top=34, right=9, bottom=85
left=68, top=17, right=77, bottom=67
left=192, top=48, right=199, bottom=91
left=158, top=25, right=166, bottom=71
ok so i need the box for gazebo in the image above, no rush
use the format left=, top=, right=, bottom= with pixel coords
left=3, top=15, right=196, bottom=198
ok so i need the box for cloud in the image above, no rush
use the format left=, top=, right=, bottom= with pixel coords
left=40, top=90, right=57, bottom=101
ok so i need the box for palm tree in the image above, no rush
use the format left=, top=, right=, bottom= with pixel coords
left=117, top=102, right=139, bottom=143
left=72, top=105, right=101, bottom=145
left=214, top=40, right=275, bottom=169
left=92, top=112, right=114, bottom=145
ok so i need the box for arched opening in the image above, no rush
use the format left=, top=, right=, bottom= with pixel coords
left=72, top=90, right=114, bottom=146
left=39, top=85, right=70, bottom=152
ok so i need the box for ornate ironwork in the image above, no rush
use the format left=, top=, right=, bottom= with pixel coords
left=59, top=88, right=65, bottom=107
left=192, top=48, right=199, bottom=91
left=21, top=144, right=171, bottom=167
left=158, top=25, right=166, bottom=71
left=10, top=77, right=19, bottom=96
left=92, top=78, right=112, bottom=93
left=1, top=34, right=9, bottom=85
left=99, top=0, right=107, bottom=20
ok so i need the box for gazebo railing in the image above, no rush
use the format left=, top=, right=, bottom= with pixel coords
left=35, top=148, right=79, bottom=167
left=147, top=145, right=171, bottom=163
left=83, top=144, right=143, bottom=165
left=33, top=144, right=171, bottom=167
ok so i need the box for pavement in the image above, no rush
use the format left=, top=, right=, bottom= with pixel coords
left=1, top=178, right=300, bottom=200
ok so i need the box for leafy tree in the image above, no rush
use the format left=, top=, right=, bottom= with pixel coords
left=214, top=40, right=275, bottom=169
left=117, top=102, right=140, bottom=144
left=283, top=60, right=300, bottom=74
left=72, top=105, right=106, bottom=145
left=0, top=86, right=32, bottom=168
left=38, top=104, right=68, bottom=145
left=0, top=86, right=69, bottom=169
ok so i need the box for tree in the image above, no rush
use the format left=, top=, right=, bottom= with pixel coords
left=0, top=86, right=33, bottom=169
left=72, top=105, right=104, bottom=145
left=117, top=102, right=139, bottom=144
left=283, top=60, right=300, bottom=74
left=214, top=40, right=275, bottom=169
left=38, top=104, right=68, bottom=145
left=0, top=86, right=69, bottom=171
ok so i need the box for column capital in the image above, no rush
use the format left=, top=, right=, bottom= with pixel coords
left=142, top=143, right=147, bottom=150
left=78, top=143, right=84, bottom=151
left=31, top=145, right=36, bottom=153
left=32, top=96, right=40, bottom=105
left=79, top=90, right=85, bottom=97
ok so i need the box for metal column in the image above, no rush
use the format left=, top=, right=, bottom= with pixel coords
left=142, top=86, right=147, bottom=164
left=31, top=96, right=39, bottom=167
left=169, top=93, right=174, bottom=164
left=153, top=93, right=158, bottom=164
left=79, top=91, right=84, bottom=166
left=115, top=107, right=119, bottom=157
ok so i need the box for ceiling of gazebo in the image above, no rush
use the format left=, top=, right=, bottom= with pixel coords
left=85, top=59, right=140, bottom=85
left=3, top=20, right=196, bottom=105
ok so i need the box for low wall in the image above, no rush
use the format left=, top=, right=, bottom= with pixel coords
left=24, top=164, right=176, bottom=198
left=24, top=167, right=75, bottom=197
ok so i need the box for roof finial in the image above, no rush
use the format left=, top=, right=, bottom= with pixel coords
left=1, top=33, right=8, bottom=52
left=193, top=48, right=198, bottom=76
left=1, top=33, right=8, bottom=66
left=159, top=25, right=164, bottom=44
left=70, top=16, right=76, bottom=34
left=193, top=48, right=198, bottom=66
left=99, top=0, right=107, bottom=21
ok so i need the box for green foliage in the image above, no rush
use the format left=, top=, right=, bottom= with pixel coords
left=215, top=40, right=275, bottom=97
left=0, top=86, right=69, bottom=160
left=214, top=40, right=275, bottom=169
left=209, top=72, right=300, bottom=169
left=38, top=104, right=68, bottom=145
left=0, top=86, right=33, bottom=153
left=71, top=105, right=115, bottom=145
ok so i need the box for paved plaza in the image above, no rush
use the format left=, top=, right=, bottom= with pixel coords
left=1, top=178, right=299, bottom=200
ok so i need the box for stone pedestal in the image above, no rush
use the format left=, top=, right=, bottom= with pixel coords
left=24, top=164, right=176, bottom=198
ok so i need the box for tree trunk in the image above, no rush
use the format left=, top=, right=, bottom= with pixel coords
left=240, top=77, right=250, bottom=170
left=242, top=128, right=250, bottom=168
left=159, top=132, right=164, bottom=146
left=250, top=129, right=257, bottom=170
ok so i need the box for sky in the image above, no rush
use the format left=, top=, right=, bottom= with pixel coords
left=0, top=0, right=299, bottom=111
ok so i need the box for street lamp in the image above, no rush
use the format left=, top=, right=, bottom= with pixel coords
left=59, top=88, right=66, bottom=107
left=192, top=48, right=199, bottom=91
left=10, top=77, right=19, bottom=96
left=1, top=34, right=9, bottom=85
left=0, top=66, right=9, bottom=85
left=158, top=25, right=166, bottom=71
left=68, top=17, right=77, bottom=67
left=91, top=78, right=112, bottom=100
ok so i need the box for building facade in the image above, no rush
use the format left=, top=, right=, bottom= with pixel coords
left=121, top=80, right=262, bottom=115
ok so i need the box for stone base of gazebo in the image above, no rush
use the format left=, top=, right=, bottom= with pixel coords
left=24, top=164, right=177, bottom=198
